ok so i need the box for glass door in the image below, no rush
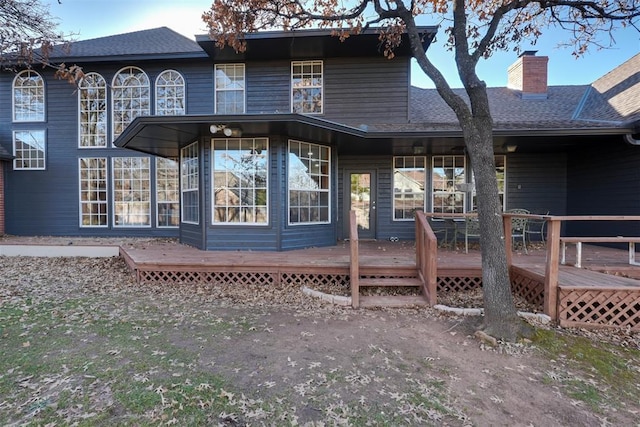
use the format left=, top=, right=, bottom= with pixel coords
left=348, top=171, right=376, bottom=239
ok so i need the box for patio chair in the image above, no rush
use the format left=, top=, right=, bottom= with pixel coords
left=524, top=210, right=549, bottom=247
left=507, top=208, right=529, bottom=253
left=427, top=217, right=449, bottom=248
left=463, top=212, right=481, bottom=253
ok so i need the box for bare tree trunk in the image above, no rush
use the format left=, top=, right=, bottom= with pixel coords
left=465, top=117, right=533, bottom=340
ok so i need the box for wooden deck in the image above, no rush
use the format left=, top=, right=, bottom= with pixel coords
left=119, top=239, right=640, bottom=330
left=2, top=236, right=639, bottom=330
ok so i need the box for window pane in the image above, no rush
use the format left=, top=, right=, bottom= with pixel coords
left=13, top=130, right=46, bottom=170
left=215, top=64, right=245, bottom=114
left=112, top=157, right=151, bottom=227
left=112, top=67, right=150, bottom=140
left=432, top=156, right=466, bottom=214
left=291, top=61, right=323, bottom=114
left=79, top=73, right=107, bottom=147
left=212, top=138, right=268, bottom=224
left=181, top=142, right=199, bottom=224
left=156, top=157, right=179, bottom=227
left=79, top=158, right=108, bottom=227
left=288, top=140, right=330, bottom=225
left=393, top=156, right=426, bottom=220
left=156, top=70, right=185, bottom=116
left=13, top=70, right=45, bottom=122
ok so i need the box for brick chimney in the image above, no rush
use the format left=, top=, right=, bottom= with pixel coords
left=507, top=51, right=548, bottom=99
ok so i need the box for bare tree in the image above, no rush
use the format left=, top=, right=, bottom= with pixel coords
left=1, top=0, right=82, bottom=81
left=203, top=0, right=640, bottom=341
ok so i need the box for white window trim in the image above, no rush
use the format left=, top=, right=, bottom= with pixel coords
left=180, top=141, right=199, bottom=225
left=78, top=72, right=107, bottom=149
left=291, top=60, right=323, bottom=115
left=211, top=137, right=269, bottom=225
left=392, top=156, right=427, bottom=221
left=78, top=157, right=109, bottom=228
left=431, top=155, right=467, bottom=214
left=471, top=155, right=507, bottom=211
left=111, top=157, right=152, bottom=228
left=12, top=70, right=45, bottom=123
left=156, top=157, right=180, bottom=228
left=111, top=66, right=150, bottom=144
left=155, top=69, right=186, bottom=116
left=13, top=130, right=46, bottom=170
left=287, top=139, right=331, bottom=226
left=214, top=64, right=246, bottom=114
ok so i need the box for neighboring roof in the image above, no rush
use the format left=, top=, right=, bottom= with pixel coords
left=0, top=144, right=13, bottom=160
left=390, top=85, right=624, bottom=133
left=49, top=27, right=207, bottom=62
left=573, top=53, right=640, bottom=126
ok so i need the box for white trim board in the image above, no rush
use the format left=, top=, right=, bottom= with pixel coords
left=0, top=245, right=120, bottom=257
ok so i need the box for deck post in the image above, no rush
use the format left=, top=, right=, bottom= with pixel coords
left=349, top=210, right=360, bottom=308
left=415, top=212, right=438, bottom=306
left=503, top=214, right=513, bottom=268
left=544, top=218, right=561, bottom=320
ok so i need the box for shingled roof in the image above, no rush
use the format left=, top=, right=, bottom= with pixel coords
left=372, top=53, right=639, bottom=135
left=49, top=27, right=207, bottom=62
left=573, top=53, right=640, bottom=126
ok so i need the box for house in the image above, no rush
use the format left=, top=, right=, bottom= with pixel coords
left=0, top=27, right=638, bottom=250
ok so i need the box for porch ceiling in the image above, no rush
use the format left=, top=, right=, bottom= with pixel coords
left=114, top=114, right=631, bottom=158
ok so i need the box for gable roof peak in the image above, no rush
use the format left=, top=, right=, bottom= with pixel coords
left=49, top=26, right=205, bottom=61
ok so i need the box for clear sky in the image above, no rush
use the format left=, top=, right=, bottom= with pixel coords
left=43, top=0, right=639, bottom=89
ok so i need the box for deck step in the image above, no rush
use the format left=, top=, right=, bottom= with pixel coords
left=359, top=277, right=422, bottom=287
left=359, top=295, right=428, bottom=308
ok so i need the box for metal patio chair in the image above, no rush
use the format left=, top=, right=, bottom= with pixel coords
left=427, top=216, right=449, bottom=248
left=524, top=210, right=549, bottom=247
left=507, top=208, right=529, bottom=253
left=463, top=212, right=481, bottom=253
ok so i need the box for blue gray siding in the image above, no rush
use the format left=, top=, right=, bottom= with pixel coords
left=1, top=61, right=212, bottom=237
left=567, top=139, right=640, bottom=237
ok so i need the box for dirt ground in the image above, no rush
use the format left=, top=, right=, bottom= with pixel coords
left=1, top=254, right=639, bottom=426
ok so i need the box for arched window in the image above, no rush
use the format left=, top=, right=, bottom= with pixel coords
left=156, top=70, right=185, bottom=115
left=78, top=73, right=107, bottom=147
left=112, top=66, right=150, bottom=140
left=13, top=70, right=45, bottom=122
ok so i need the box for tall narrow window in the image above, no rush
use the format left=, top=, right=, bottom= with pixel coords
left=79, top=158, right=108, bottom=227
left=288, top=140, right=330, bottom=224
left=79, top=73, right=107, bottom=147
left=181, top=142, right=199, bottom=224
left=156, top=70, right=185, bottom=115
left=13, top=130, right=45, bottom=170
left=13, top=70, right=45, bottom=122
left=432, top=156, right=466, bottom=214
left=471, top=156, right=506, bottom=211
left=291, top=60, right=323, bottom=114
left=393, top=156, right=426, bottom=220
left=156, top=157, right=179, bottom=227
left=112, top=67, right=150, bottom=140
left=215, top=64, right=245, bottom=114
left=112, top=157, right=151, bottom=227
left=212, top=138, right=268, bottom=224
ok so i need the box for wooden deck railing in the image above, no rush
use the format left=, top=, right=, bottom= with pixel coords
left=349, top=210, right=360, bottom=308
left=415, top=211, right=438, bottom=305
left=542, top=215, right=640, bottom=320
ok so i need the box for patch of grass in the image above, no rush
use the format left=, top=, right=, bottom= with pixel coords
left=533, top=329, right=640, bottom=409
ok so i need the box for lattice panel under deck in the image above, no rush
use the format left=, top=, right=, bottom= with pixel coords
left=138, top=269, right=275, bottom=286
left=437, top=276, right=482, bottom=292
left=281, top=273, right=350, bottom=289
left=510, top=273, right=544, bottom=310
left=559, top=288, right=640, bottom=330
